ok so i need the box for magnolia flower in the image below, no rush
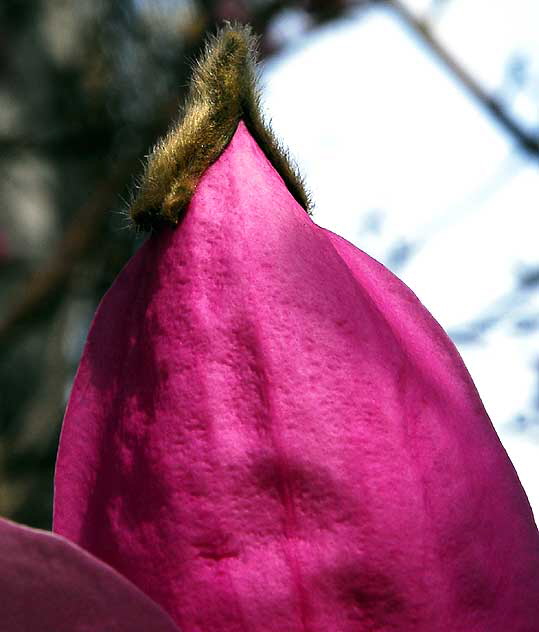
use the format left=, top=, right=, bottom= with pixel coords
left=10, top=25, right=539, bottom=632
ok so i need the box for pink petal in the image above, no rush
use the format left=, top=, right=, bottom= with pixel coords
left=0, top=517, right=180, bottom=631
left=54, top=121, right=539, bottom=630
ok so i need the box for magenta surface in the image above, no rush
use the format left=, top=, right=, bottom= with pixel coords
left=54, top=121, right=539, bottom=631
left=0, top=517, right=180, bottom=631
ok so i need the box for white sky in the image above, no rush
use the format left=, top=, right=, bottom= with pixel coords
left=263, top=1, right=539, bottom=517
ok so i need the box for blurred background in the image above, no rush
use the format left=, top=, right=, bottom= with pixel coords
left=0, top=0, right=538, bottom=529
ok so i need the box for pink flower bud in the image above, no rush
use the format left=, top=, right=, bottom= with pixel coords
left=54, top=25, right=539, bottom=632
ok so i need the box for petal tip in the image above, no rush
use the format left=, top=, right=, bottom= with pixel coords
left=130, top=23, right=312, bottom=231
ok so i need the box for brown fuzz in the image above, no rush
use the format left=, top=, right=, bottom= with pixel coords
left=130, top=23, right=312, bottom=230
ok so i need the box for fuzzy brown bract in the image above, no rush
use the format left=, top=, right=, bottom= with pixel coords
left=130, top=23, right=312, bottom=230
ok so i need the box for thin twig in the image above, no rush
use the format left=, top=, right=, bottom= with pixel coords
left=385, top=0, right=539, bottom=158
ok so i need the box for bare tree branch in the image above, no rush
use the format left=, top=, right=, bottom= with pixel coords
left=384, top=0, right=539, bottom=158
